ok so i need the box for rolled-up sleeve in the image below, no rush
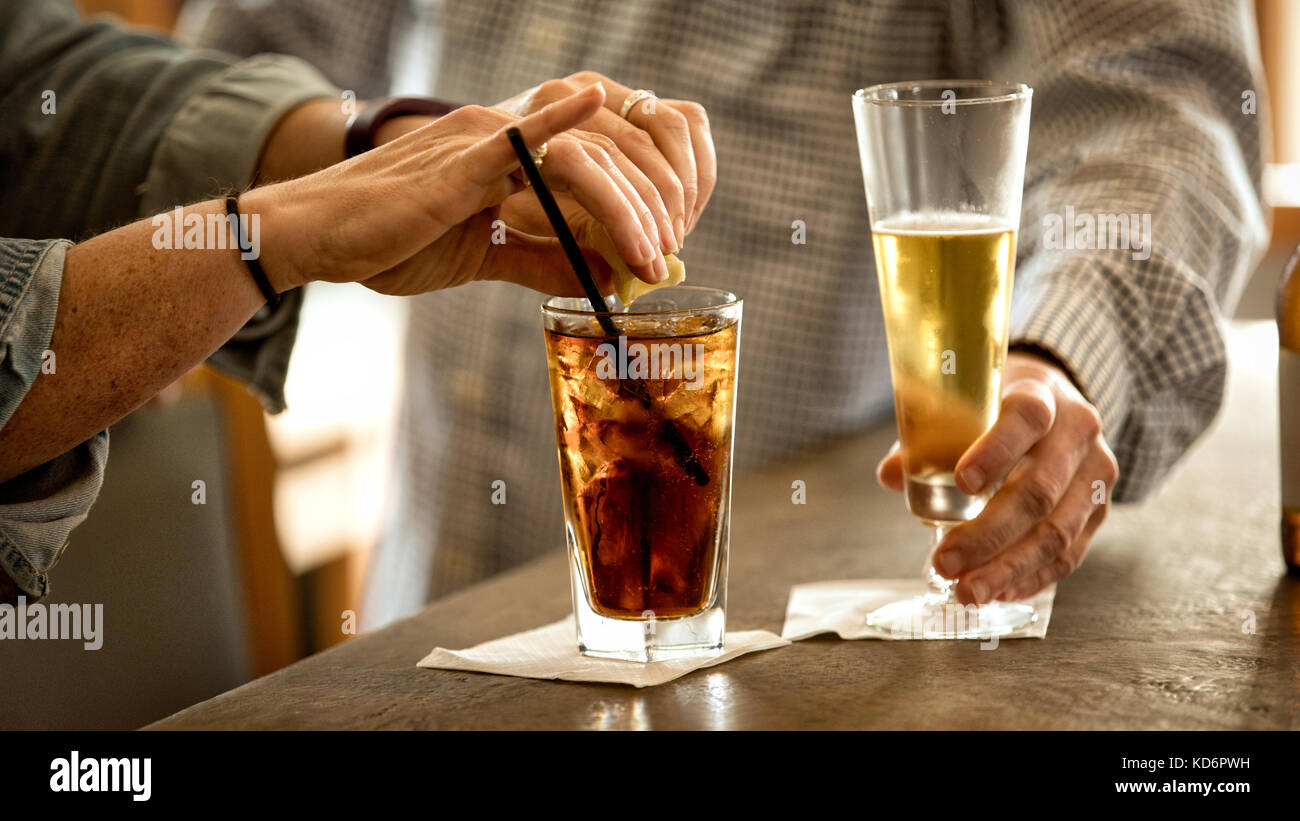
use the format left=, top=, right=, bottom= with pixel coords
left=0, top=238, right=108, bottom=600
left=141, top=53, right=339, bottom=215
left=141, top=53, right=335, bottom=412
left=0, top=1, right=339, bottom=412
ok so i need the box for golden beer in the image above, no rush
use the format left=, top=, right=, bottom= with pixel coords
left=855, top=80, right=1036, bottom=637
left=872, top=213, right=1016, bottom=522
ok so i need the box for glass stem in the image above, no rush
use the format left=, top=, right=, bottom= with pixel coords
left=923, top=522, right=955, bottom=602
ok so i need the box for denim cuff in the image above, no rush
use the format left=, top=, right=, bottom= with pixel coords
left=0, top=239, right=110, bottom=599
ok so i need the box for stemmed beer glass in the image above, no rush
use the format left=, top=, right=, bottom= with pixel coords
left=853, top=80, right=1036, bottom=638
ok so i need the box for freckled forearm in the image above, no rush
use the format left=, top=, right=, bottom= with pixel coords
left=0, top=199, right=268, bottom=483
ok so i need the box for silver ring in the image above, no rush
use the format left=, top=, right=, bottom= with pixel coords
left=619, top=89, right=657, bottom=119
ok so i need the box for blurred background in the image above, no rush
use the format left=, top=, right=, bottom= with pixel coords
left=0, top=0, right=1295, bottom=729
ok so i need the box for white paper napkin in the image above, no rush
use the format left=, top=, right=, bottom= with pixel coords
left=782, top=579, right=1056, bottom=641
left=417, top=618, right=790, bottom=687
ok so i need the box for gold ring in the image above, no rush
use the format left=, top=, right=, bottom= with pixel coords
left=516, top=142, right=546, bottom=186
left=619, top=89, right=657, bottom=120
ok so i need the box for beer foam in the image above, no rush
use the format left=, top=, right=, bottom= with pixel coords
left=872, top=211, right=1015, bottom=235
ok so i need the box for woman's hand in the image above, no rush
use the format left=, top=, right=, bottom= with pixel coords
left=243, top=84, right=668, bottom=297
left=876, top=351, right=1120, bottom=603
left=494, top=71, right=717, bottom=247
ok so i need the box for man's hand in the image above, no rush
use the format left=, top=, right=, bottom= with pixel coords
left=876, top=351, right=1119, bottom=604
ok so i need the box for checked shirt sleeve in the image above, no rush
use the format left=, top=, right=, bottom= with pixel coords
left=948, top=0, right=1270, bottom=500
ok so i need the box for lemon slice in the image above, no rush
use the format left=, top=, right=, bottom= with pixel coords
left=591, top=225, right=685, bottom=305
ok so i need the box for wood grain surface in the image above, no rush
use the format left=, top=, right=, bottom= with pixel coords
left=150, top=323, right=1299, bottom=730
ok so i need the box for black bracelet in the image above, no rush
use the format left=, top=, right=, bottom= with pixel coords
left=225, top=195, right=280, bottom=309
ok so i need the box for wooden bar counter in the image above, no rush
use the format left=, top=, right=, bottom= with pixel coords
left=150, top=323, right=1299, bottom=730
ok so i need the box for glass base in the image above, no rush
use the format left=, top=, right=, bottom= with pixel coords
left=865, top=596, right=1037, bottom=639
left=568, top=545, right=727, bottom=662
left=574, top=604, right=725, bottom=662
left=865, top=520, right=1038, bottom=639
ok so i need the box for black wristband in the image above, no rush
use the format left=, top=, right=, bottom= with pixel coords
left=344, top=96, right=461, bottom=158
left=225, top=195, right=280, bottom=309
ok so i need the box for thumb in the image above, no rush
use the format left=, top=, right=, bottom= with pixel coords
left=877, top=441, right=904, bottom=492
left=463, top=84, right=606, bottom=187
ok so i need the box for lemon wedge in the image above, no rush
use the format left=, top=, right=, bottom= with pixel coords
left=591, top=225, right=685, bottom=305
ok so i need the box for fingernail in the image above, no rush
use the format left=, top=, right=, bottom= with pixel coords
left=674, top=216, right=686, bottom=248
left=652, top=254, right=669, bottom=282
left=662, top=220, right=679, bottom=253
left=968, top=579, right=989, bottom=604
left=960, top=465, right=984, bottom=494
left=637, top=235, right=656, bottom=265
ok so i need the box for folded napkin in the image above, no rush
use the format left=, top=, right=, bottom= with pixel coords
left=782, top=579, right=1056, bottom=641
left=418, top=618, right=789, bottom=687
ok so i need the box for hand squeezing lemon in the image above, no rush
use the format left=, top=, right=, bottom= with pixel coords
left=590, top=224, right=685, bottom=305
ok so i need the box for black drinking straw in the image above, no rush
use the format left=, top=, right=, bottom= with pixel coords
left=508, top=127, right=708, bottom=485
left=507, top=128, right=619, bottom=338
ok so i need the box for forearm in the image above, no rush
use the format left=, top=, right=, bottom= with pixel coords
left=255, top=97, right=439, bottom=184
left=255, top=97, right=349, bottom=184
left=0, top=199, right=267, bottom=483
